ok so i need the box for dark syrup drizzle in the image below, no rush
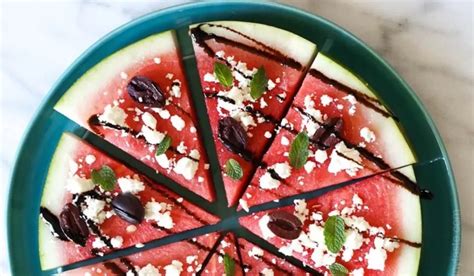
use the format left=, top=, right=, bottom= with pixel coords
left=308, top=69, right=392, bottom=118
left=190, top=24, right=303, bottom=70
left=87, top=115, right=199, bottom=162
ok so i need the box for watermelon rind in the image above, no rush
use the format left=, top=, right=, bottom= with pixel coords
left=39, top=133, right=81, bottom=270
left=190, top=21, right=317, bottom=66
left=54, top=31, right=176, bottom=125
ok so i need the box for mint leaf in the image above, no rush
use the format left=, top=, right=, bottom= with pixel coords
left=214, top=62, right=233, bottom=88
left=289, top=132, right=309, bottom=168
left=155, top=135, right=172, bottom=156
left=324, top=215, right=346, bottom=253
left=91, top=165, right=116, bottom=191
left=329, top=263, right=349, bottom=276
left=223, top=253, right=235, bottom=276
left=250, top=66, right=268, bottom=100
left=225, top=159, right=243, bottom=180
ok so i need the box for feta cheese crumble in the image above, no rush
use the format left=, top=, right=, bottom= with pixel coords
left=173, top=157, right=199, bottom=180
left=144, top=200, right=174, bottom=229
left=360, top=127, right=376, bottom=143
left=117, top=176, right=145, bottom=194
left=328, top=142, right=362, bottom=176
left=170, top=115, right=185, bottom=131
left=98, top=105, right=128, bottom=128
left=164, top=260, right=183, bottom=276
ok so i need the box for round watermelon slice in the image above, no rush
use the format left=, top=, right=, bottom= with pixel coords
left=60, top=233, right=219, bottom=275
left=239, top=168, right=422, bottom=275
left=239, top=53, right=418, bottom=210
left=54, top=31, right=215, bottom=202
left=38, top=133, right=218, bottom=270
left=189, top=21, right=317, bottom=206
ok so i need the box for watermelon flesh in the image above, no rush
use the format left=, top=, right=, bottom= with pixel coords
left=239, top=168, right=421, bottom=275
left=190, top=21, right=317, bottom=206
left=54, top=31, right=215, bottom=202
left=202, top=233, right=310, bottom=275
left=61, top=233, right=219, bottom=275
left=38, top=133, right=218, bottom=270
left=239, top=53, right=417, bottom=210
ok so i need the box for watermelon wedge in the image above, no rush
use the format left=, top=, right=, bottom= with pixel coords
left=60, top=232, right=219, bottom=275
left=239, top=167, right=422, bottom=275
left=202, top=233, right=310, bottom=275
left=239, top=53, right=417, bottom=210
left=189, top=21, right=317, bottom=206
left=38, top=133, right=218, bottom=270
left=54, top=31, right=216, bottom=202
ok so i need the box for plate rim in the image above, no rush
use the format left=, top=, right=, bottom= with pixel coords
left=7, top=0, right=460, bottom=274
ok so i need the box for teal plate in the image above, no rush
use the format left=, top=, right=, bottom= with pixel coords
left=7, top=1, right=460, bottom=275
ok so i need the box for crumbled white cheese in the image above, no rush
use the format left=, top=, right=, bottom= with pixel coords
left=120, top=72, right=128, bottom=79
left=176, top=141, right=187, bottom=154
left=110, top=236, right=123, bottom=248
left=294, top=199, right=309, bottom=222
left=320, top=95, right=333, bottom=106
left=92, top=237, right=106, bottom=249
left=261, top=268, right=274, bottom=276
left=267, top=79, right=276, bottom=90
left=328, top=142, right=362, bottom=176
left=239, top=198, right=249, bottom=212
left=98, top=105, right=128, bottom=127
left=141, top=126, right=165, bottom=145
left=203, top=72, right=218, bottom=83
left=144, top=200, right=174, bottom=229
left=82, top=197, right=106, bottom=224
left=85, top=155, right=96, bottom=165
left=260, top=97, right=268, bottom=108
left=153, top=57, right=161, bottom=64
left=66, top=175, right=95, bottom=194
left=360, top=127, right=376, bottom=143
left=190, top=127, right=197, bottom=133
left=366, top=246, right=387, bottom=271
left=352, top=268, right=365, bottom=276
left=189, top=149, right=200, bottom=160
left=342, top=230, right=364, bottom=261
left=264, top=131, right=272, bottom=138
left=170, top=115, right=185, bottom=131
left=173, top=157, right=198, bottom=180
left=314, top=149, right=328, bottom=164
left=164, top=260, right=183, bottom=276
left=165, top=73, right=174, bottom=80
left=272, top=162, right=292, bottom=179
left=171, top=83, right=181, bottom=98
left=126, top=225, right=137, bottom=233
left=142, top=112, right=157, bottom=129
left=248, top=246, right=264, bottom=258
left=304, top=161, right=316, bottom=173
left=136, top=264, right=160, bottom=276
left=259, top=172, right=280, bottom=190
left=259, top=215, right=276, bottom=240
left=281, top=136, right=289, bottom=146
left=118, top=176, right=145, bottom=194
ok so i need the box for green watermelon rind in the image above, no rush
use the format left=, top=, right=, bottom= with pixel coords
left=313, top=53, right=421, bottom=273
left=190, top=21, right=317, bottom=66
left=39, top=133, right=81, bottom=270
left=54, top=31, right=176, bottom=126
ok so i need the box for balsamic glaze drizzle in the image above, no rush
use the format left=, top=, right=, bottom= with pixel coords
left=308, top=69, right=392, bottom=118
left=87, top=115, right=199, bottom=162
left=190, top=24, right=303, bottom=70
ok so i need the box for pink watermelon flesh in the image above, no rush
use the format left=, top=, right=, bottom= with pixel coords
left=202, top=233, right=244, bottom=276
left=55, top=32, right=215, bottom=202
left=190, top=23, right=315, bottom=206
left=240, top=62, right=417, bottom=210
left=239, top=169, right=421, bottom=275
left=202, top=233, right=309, bottom=276
left=39, top=133, right=218, bottom=269
left=62, top=233, right=219, bottom=275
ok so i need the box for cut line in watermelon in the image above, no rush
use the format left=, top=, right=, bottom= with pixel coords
left=38, top=133, right=218, bottom=270
left=239, top=166, right=421, bottom=275
left=189, top=21, right=317, bottom=206
left=54, top=30, right=216, bottom=202
left=59, top=232, right=220, bottom=275
left=201, top=232, right=312, bottom=275
left=238, top=52, right=418, bottom=211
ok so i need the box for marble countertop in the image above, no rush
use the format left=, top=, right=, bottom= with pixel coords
left=1, top=0, right=472, bottom=274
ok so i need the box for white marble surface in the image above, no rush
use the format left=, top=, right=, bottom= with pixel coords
left=0, top=0, right=472, bottom=275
